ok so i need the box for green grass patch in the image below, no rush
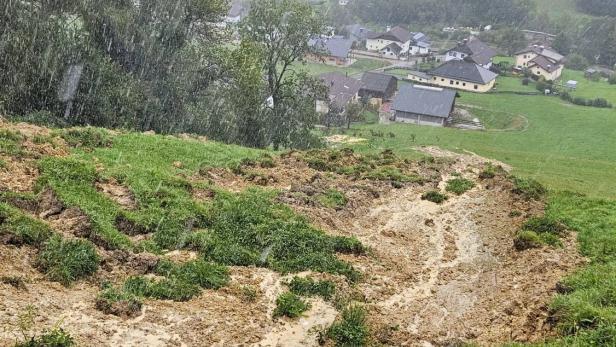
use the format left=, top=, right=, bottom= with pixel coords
left=96, top=285, right=143, bottom=317
left=123, top=275, right=201, bottom=302
left=317, top=189, right=348, bottom=209
left=200, top=189, right=362, bottom=281
left=0, top=128, right=23, bottom=155
left=421, top=191, right=448, bottom=204
left=155, top=259, right=230, bottom=290
left=511, top=176, right=547, bottom=201
left=445, top=178, right=475, bottom=195
left=57, top=127, right=113, bottom=148
left=327, top=305, right=370, bottom=346
left=273, top=292, right=310, bottom=318
left=37, top=235, right=100, bottom=286
left=15, top=328, right=75, bottom=347
left=0, top=203, right=53, bottom=246
left=288, top=276, right=335, bottom=300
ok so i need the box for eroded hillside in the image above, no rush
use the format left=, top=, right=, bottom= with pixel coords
left=0, top=120, right=584, bottom=346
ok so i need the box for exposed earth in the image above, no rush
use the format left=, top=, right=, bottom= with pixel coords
left=0, top=121, right=584, bottom=346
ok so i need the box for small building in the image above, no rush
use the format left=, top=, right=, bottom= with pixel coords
left=514, top=45, right=564, bottom=81
left=308, top=37, right=354, bottom=66
left=343, top=24, right=372, bottom=47
left=359, top=72, right=398, bottom=103
left=429, top=60, right=498, bottom=93
left=317, top=72, right=363, bottom=114
left=391, top=84, right=457, bottom=127
left=407, top=71, right=431, bottom=84
left=445, top=37, right=497, bottom=69
left=379, top=42, right=403, bottom=59
left=408, top=32, right=431, bottom=56
left=566, top=80, right=578, bottom=90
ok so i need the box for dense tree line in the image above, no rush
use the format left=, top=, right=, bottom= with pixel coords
left=577, top=0, right=616, bottom=17
left=0, top=0, right=326, bottom=149
left=349, top=0, right=535, bottom=28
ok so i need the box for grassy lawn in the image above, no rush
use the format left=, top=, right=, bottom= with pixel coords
left=345, top=90, right=616, bottom=199
left=296, top=58, right=390, bottom=77
left=494, top=55, right=515, bottom=65
left=559, top=69, right=616, bottom=105
left=493, top=76, right=537, bottom=93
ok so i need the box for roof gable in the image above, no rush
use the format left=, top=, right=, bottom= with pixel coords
left=447, top=37, right=496, bottom=65
left=360, top=72, right=397, bottom=93
left=319, top=72, right=363, bottom=108
left=369, top=25, right=410, bottom=43
left=309, top=37, right=353, bottom=59
left=392, top=85, right=456, bottom=118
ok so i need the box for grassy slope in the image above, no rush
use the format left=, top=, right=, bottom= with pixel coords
left=348, top=87, right=616, bottom=198
left=296, top=58, right=390, bottom=77
left=560, top=69, right=616, bottom=105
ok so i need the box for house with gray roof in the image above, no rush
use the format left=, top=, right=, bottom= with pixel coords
left=317, top=72, right=363, bottom=113
left=445, top=37, right=497, bottom=69
left=514, top=45, right=565, bottom=80
left=308, top=37, right=354, bottom=66
left=366, top=25, right=412, bottom=59
left=428, top=60, right=498, bottom=93
left=359, top=72, right=398, bottom=101
left=391, top=85, right=457, bottom=127
left=409, top=32, right=431, bottom=56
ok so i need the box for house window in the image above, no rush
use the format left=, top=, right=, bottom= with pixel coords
left=441, top=78, right=444, bottom=82
left=456, top=81, right=459, bottom=85
left=433, top=77, right=437, bottom=80
left=474, top=85, right=478, bottom=90
left=463, top=83, right=466, bottom=86
left=450, top=80, right=454, bottom=85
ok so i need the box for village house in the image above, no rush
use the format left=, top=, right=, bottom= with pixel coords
left=407, top=71, right=431, bottom=84
left=445, top=37, right=496, bottom=69
left=429, top=60, right=498, bottom=93
left=366, top=26, right=431, bottom=59
left=514, top=45, right=565, bottom=81
left=391, top=84, right=457, bottom=127
left=317, top=72, right=363, bottom=114
left=308, top=37, right=354, bottom=66
left=359, top=72, right=398, bottom=105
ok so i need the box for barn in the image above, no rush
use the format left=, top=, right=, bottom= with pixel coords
left=391, top=84, right=457, bottom=127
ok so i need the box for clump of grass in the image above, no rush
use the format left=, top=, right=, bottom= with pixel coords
left=421, top=191, right=448, bottom=204
left=96, top=285, right=143, bottom=317
left=155, top=259, right=230, bottom=290
left=15, top=328, right=75, bottom=347
left=123, top=275, right=201, bottom=302
left=327, top=305, right=370, bottom=346
left=0, top=128, right=23, bottom=155
left=0, top=158, right=7, bottom=169
left=201, top=189, right=362, bottom=281
left=523, top=216, right=566, bottom=235
left=288, top=276, right=336, bottom=300
left=258, top=154, right=276, bottom=168
left=479, top=163, right=505, bottom=180
left=445, top=178, right=475, bottom=195
left=0, top=203, right=53, bottom=246
left=514, top=216, right=566, bottom=251
left=273, top=292, right=310, bottom=318
left=1, top=275, right=27, bottom=290
left=239, top=285, right=258, bottom=303
left=57, top=127, right=113, bottom=148
left=37, top=235, right=100, bottom=286
left=511, top=176, right=547, bottom=200
left=514, top=230, right=544, bottom=250
left=317, top=189, right=348, bottom=209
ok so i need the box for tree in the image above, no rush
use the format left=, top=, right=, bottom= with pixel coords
left=552, top=33, right=572, bottom=56
left=241, top=0, right=326, bottom=149
left=565, top=53, right=589, bottom=71
left=344, top=102, right=364, bottom=129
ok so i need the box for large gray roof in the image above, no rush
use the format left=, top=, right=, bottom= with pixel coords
left=447, top=37, right=496, bottom=65
left=368, top=25, right=410, bottom=43
left=515, top=46, right=564, bottom=63
left=360, top=72, right=397, bottom=93
left=392, top=85, right=457, bottom=118
left=430, top=60, right=498, bottom=84
left=319, top=72, right=363, bottom=109
left=309, top=37, right=353, bottom=59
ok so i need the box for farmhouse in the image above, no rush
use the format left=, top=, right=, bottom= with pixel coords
left=344, top=24, right=371, bottom=47
left=407, top=71, right=431, bottom=84
left=391, top=84, right=457, bottom=127
left=445, top=37, right=497, bottom=69
left=514, top=45, right=564, bottom=81
left=429, top=60, right=498, bottom=93
left=366, top=26, right=431, bottom=59
left=308, top=37, right=354, bottom=66
left=359, top=72, right=398, bottom=103
left=317, top=72, right=363, bottom=113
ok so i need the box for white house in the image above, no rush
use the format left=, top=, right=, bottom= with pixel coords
left=408, top=32, right=431, bottom=56
left=445, top=37, right=496, bottom=69
left=366, top=26, right=411, bottom=59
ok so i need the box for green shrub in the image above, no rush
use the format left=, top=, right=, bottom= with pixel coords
left=273, top=292, right=310, bottom=318
left=514, top=230, right=543, bottom=250
left=511, top=177, right=547, bottom=200
left=609, top=75, right=616, bottom=85
left=0, top=203, right=53, bottom=246
left=421, top=191, right=448, bottom=204
left=523, top=216, right=566, bottom=235
left=15, top=328, right=75, bottom=347
left=331, top=236, right=366, bottom=256
left=96, top=286, right=143, bottom=317
left=317, top=189, right=348, bottom=209
left=479, top=163, right=503, bottom=179
left=288, top=276, right=336, bottom=300
left=327, top=305, right=370, bottom=346
left=445, top=178, right=475, bottom=195
left=37, top=235, right=100, bottom=286
left=58, top=127, right=113, bottom=148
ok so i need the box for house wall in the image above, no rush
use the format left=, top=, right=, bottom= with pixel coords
left=367, top=38, right=409, bottom=53
left=532, top=64, right=563, bottom=81
left=445, top=50, right=470, bottom=61
left=407, top=74, right=429, bottom=84
left=409, top=46, right=430, bottom=56
left=394, top=111, right=445, bottom=127
left=429, top=75, right=496, bottom=93
left=514, top=52, right=538, bottom=69
left=379, top=47, right=400, bottom=59
left=316, top=100, right=329, bottom=114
